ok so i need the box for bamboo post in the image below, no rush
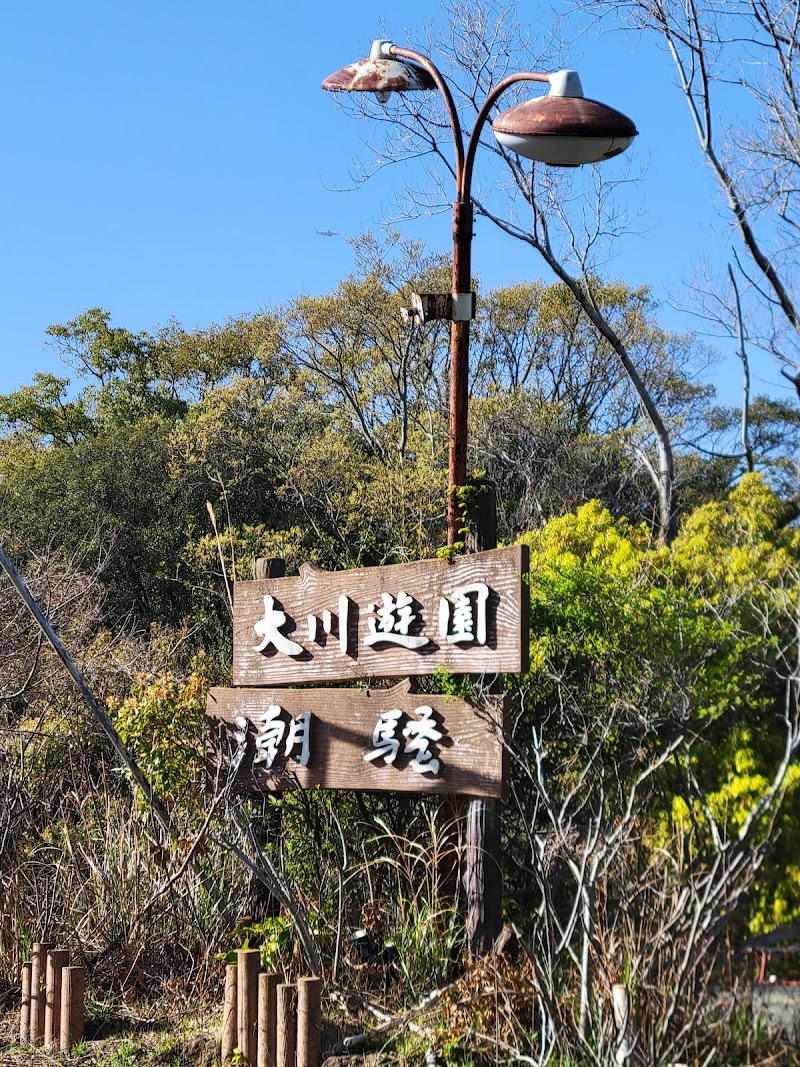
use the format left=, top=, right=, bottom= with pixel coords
left=29, top=941, right=54, bottom=1045
left=296, top=976, right=322, bottom=1067
left=257, top=972, right=279, bottom=1067
left=276, top=984, right=297, bottom=1067
left=19, top=962, right=31, bottom=1043
left=44, top=948, right=70, bottom=1050
left=59, top=966, right=85, bottom=1052
left=221, top=963, right=238, bottom=1064
left=237, top=948, right=261, bottom=1065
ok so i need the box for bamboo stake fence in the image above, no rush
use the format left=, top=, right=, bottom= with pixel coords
left=18, top=943, right=84, bottom=1053
left=221, top=953, right=322, bottom=1067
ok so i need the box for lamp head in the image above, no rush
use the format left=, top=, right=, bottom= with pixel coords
left=492, top=70, right=637, bottom=166
left=322, top=39, right=435, bottom=102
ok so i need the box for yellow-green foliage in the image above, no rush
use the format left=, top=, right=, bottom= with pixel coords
left=518, top=474, right=800, bottom=931
left=111, top=669, right=207, bottom=815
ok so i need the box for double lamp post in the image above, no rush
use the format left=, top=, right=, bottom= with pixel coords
left=323, top=39, right=637, bottom=545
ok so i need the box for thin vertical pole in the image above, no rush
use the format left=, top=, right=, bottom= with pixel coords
left=276, top=984, right=297, bottom=1067
left=237, top=948, right=260, bottom=1065
left=257, top=972, right=279, bottom=1067
left=447, top=201, right=473, bottom=545
left=296, top=976, right=323, bottom=1067
left=221, top=963, right=238, bottom=1064
left=44, top=949, right=70, bottom=1050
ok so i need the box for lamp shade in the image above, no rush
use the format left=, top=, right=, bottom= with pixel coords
left=322, top=58, right=435, bottom=96
left=493, top=74, right=637, bottom=166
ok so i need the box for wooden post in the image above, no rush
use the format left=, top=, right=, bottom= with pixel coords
left=464, top=483, right=504, bottom=956
left=276, top=984, right=297, bottom=1067
left=465, top=799, right=503, bottom=955
left=59, top=966, right=85, bottom=1052
left=19, top=962, right=31, bottom=1043
left=296, top=976, right=322, bottom=1067
left=221, top=963, right=238, bottom=1064
left=44, top=948, right=70, bottom=1050
left=29, top=940, right=54, bottom=1045
left=254, top=558, right=286, bottom=581
left=237, top=948, right=261, bottom=1065
left=257, top=972, right=279, bottom=1067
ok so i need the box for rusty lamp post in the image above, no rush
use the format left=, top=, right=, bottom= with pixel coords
left=323, top=40, right=637, bottom=545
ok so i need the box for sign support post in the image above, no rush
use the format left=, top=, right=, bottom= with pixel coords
left=464, top=483, right=503, bottom=955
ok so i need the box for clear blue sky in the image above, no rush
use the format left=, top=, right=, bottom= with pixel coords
left=0, top=1, right=786, bottom=404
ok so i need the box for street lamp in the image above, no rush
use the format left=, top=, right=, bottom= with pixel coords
left=323, top=39, right=637, bottom=545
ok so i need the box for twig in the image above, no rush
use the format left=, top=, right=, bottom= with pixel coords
left=331, top=982, right=454, bottom=1049
left=468, top=1028, right=539, bottom=1065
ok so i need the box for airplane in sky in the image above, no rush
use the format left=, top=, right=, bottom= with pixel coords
left=315, top=228, right=339, bottom=237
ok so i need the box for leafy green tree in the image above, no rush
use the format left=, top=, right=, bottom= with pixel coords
left=506, top=474, right=800, bottom=1061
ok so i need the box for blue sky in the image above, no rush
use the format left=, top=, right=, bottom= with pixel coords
left=0, top=1, right=786, bottom=405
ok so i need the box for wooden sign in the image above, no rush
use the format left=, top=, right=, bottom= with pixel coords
left=232, top=545, right=529, bottom=687
left=207, top=681, right=508, bottom=798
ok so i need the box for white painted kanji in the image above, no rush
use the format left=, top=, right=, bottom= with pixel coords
left=305, top=594, right=350, bottom=653
left=364, top=591, right=430, bottom=649
left=285, top=710, right=311, bottom=766
left=438, top=582, right=490, bottom=645
left=240, top=705, right=313, bottom=769
left=363, top=708, right=404, bottom=765
left=252, top=704, right=286, bottom=768
left=402, top=705, right=443, bottom=775
left=252, top=594, right=304, bottom=656
left=363, top=705, right=443, bottom=775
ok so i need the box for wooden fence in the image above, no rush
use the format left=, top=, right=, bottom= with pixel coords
left=222, top=949, right=322, bottom=1067
left=19, top=942, right=84, bottom=1052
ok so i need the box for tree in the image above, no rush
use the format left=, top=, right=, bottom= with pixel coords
left=502, top=474, right=800, bottom=1064
left=585, top=0, right=800, bottom=512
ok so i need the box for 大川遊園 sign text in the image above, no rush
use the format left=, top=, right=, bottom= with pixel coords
left=232, top=546, right=528, bottom=686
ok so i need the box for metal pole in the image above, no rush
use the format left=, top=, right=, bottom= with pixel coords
left=448, top=200, right=473, bottom=545
left=389, top=48, right=550, bottom=546
left=0, top=542, right=173, bottom=842
left=389, top=45, right=470, bottom=547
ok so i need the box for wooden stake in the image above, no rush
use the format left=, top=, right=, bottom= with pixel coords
left=221, top=963, right=238, bottom=1064
left=296, top=976, right=322, bottom=1067
left=60, top=966, right=85, bottom=1052
left=44, top=949, right=70, bottom=1050
left=237, top=948, right=261, bottom=1065
left=29, top=941, right=54, bottom=1046
left=276, top=984, right=297, bottom=1067
left=19, top=962, right=31, bottom=1043
left=257, top=972, right=279, bottom=1067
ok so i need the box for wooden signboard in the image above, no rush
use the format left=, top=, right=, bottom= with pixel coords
left=207, top=681, right=508, bottom=799
left=232, top=545, right=528, bottom=687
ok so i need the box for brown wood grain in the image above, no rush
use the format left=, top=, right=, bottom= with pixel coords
left=207, top=681, right=507, bottom=799
left=232, top=545, right=529, bottom=686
